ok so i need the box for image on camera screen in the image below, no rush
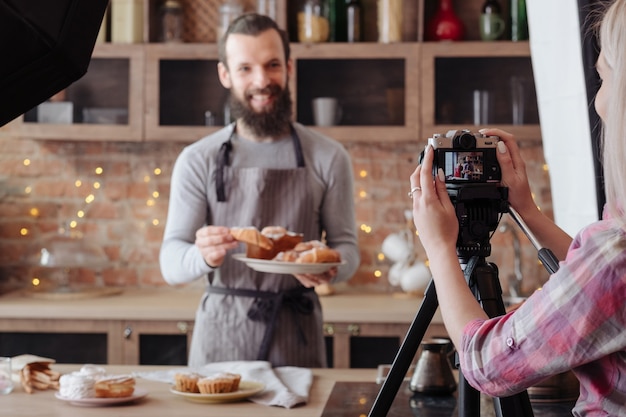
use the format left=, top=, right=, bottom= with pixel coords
left=441, top=150, right=487, bottom=182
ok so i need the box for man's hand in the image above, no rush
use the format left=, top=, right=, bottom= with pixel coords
left=195, top=225, right=239, bottom=268
left=293, top=267, right=338, bottom=288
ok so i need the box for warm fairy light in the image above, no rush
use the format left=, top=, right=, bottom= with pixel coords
left=377, top=252, right=385, bottom=261
left=543, top=164, right=549, bottom=172
left=374, top=270, right=382, bottom=278
left=23, top=159, right=31, bottom=166
left=154, top=168, right=162, bottom=176
left=75, top=180, right=82, bottom=187
left=69, top=220, right=78, bottom=228
left=93, top=181, right=101, bottom=189
left=29, top=208, right=39, bottom=217
left=359, top=397, right=367, bottom=405
left=359, top=190, right=367, bottom=198
left=359, top=170, right=367, bottom=178
left=146, top=199, right=155, bottom=207
left=152, top=191, right=160, bottom=198
left=77, top=210, right=85, bottom=218
left=24, top=186, right=32, bottom=194
left=20, top=228, right=28, bottom=236
left=95, top=167, right=103, bottom=175
left=85, top=194, right=95, bottom=204
left=152, top=219, right=160, bottom=226
left=143, top=175, right=150, bottom=183
left=425, top=259, right=430, bottom=268
left=360, top=224, right=372, bottom=233
left=31, top=277, right=40, bottom=287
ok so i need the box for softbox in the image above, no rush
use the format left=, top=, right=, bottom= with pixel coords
left=0, top=0, right=109, bottom=127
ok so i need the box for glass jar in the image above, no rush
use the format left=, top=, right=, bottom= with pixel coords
left=218, top=0, right=243, bottom=40
left=160, top=0, right=183, bottom=43
left=298, top=0, right=330, bottom=43
left=377, top=0, right=403, bottom=43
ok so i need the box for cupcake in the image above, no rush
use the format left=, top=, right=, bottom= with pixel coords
left=197, top=372, right=241, bottom=394
left=174, top=372, right=201, bottom=393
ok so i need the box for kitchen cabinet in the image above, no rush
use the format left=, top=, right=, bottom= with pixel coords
left=7, top=0, right=540, bottom=143
left=0, top=290, right=445, bottom=367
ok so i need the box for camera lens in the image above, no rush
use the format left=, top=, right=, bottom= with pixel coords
left=454, top=132, right=476, bottom=150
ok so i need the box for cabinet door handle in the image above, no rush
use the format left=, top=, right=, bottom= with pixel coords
left=176, top=321, right=189, bottom=333
left=123, top=326, right=133, bottom=339
left=347, top=324, right=360, bottom=336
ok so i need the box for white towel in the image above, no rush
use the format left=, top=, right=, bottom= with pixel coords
left=134, top=360, right=312, bottom=409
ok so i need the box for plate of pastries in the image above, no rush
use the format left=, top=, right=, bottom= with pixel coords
left=54, top=364, right=146, bottom=406
left=170, top=371, right=264, bottom=403
left=230, top=226, right=344, bottom=274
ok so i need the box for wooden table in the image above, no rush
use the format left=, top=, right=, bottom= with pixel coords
left=4, top=364, right=378, bottom=417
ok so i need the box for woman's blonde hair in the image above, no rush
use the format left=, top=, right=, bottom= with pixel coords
left=599, top=0, right=626, bottom=221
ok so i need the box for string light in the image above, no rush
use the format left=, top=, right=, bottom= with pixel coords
left=23, top=159, right=31, bottom=166
left=377, top=252, right=385, bottom=261
left=20, top=228, right=28, bottom=236
left=374, top=270, right=382, bottom=278
left=360, top=224, right=372, bottom=233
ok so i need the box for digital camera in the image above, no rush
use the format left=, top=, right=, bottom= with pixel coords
left=427, top=130, right=501, bottom=184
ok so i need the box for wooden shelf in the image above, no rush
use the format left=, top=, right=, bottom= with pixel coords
left=11, top=3, right=541, bottom=144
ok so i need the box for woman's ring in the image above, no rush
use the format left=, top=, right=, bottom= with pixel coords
left=408, top=186, right=421, bottom=198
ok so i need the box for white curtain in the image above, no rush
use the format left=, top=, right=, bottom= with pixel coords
left=527, top=1, right=598, bottom=236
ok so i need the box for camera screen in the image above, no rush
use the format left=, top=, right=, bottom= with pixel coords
left=441, top=150, right=488, bottom=182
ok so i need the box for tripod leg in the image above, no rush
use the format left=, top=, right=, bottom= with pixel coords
left=469, top=259, right=535, bottom=417
left=368, top=279, right=439, bottom=417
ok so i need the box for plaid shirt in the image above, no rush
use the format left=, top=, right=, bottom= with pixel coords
left=460, top=215, right=626, bottom=416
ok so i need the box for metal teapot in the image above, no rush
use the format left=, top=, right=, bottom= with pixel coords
left=410, top=338, right=457, bottom=394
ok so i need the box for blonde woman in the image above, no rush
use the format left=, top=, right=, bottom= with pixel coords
left=409, top=1, right=626, bottom=414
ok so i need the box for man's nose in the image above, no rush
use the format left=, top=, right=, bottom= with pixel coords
left=251, top=67, right=271, bottom=87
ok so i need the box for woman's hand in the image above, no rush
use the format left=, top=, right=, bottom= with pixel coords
left=294, top=267, right=337, bottom=288
left=481, top=128, right=536, bottom=216
left=410, top=145, right=459, bottom=258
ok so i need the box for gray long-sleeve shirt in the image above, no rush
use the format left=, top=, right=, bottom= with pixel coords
left=160, top=122, right=360, bottom=285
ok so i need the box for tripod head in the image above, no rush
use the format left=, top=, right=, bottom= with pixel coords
left=447, top=183, right=509, bottom=263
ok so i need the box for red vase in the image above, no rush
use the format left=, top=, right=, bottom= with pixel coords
left=426, top=0, right=465, bottom=41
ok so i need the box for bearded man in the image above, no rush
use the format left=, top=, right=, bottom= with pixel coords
left=159, top=13, right=359, bottom=368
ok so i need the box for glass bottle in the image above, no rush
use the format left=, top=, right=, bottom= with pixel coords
left=377, top=0, right=403, bottom=43
left=160, top=0, right=183, bottom=43
left=218, top=0, right=243, bottom=40
left=510, top=0, right=528, bottom=41
left=298, top=0, right=330, bottom=43
left=328, top=0, right=347, bottom=42
left=425, top=0, right=464, bottom=41
left=346, top=0, right=361, bottom=42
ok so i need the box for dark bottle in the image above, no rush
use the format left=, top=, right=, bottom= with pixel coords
left=346, top=0, right=361, bottom=42
left=328, top=0, right=347, bottom=42
left=510, top=0, right=528, bottom=41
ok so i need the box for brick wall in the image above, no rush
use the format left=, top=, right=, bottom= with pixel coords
left=0, top=131, right=552, bottom=296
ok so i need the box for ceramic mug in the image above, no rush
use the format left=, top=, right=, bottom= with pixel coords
left=312, top=97, right=342, bottom=126
left=479, top=13, right=505, bottom=41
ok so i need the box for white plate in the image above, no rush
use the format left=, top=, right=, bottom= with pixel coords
left=232, top=254, right=345, bottom=274
left=55, top=388, right=148, bottom=407
left=169, top=381, right=265, bottom=403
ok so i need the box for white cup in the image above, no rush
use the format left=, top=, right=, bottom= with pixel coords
left=312, top=97, right=342, bottom=126
left=0, top=357, right=13, bottom=394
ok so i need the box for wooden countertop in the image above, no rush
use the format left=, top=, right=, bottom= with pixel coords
left=4, top=364, right=377, bottom=417
left=0, top=288, right=442, bottom=324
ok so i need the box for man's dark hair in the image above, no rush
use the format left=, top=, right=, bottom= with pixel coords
left=218, top=13, right=291, bottom=69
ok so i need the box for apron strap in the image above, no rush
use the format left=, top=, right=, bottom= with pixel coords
left=215, top=124, right=304, bottom=202
left=206, top=285, right=314, bottom=361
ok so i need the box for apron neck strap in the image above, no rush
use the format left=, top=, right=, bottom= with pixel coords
left=215, top=123, right=304, bottom=202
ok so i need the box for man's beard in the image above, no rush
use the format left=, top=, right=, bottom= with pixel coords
left=228, top=83, right=293, bottom=138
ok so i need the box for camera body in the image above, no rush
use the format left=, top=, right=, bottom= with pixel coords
left=428, top=130, right=501, bottom=184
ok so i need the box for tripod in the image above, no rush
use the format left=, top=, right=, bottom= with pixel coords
left=368, top=253, right=535, bottom=417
